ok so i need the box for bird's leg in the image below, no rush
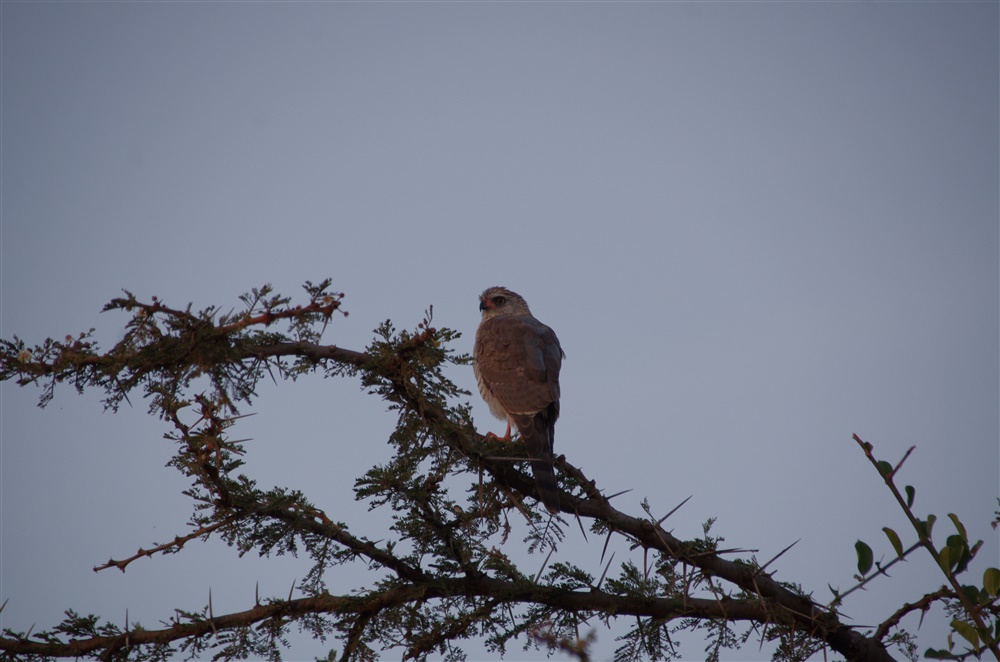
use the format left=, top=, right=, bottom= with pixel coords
left=484, top=421, right=512, bottom=442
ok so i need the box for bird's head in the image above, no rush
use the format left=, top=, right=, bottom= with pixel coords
left=479, top=286, right=531, bottom=320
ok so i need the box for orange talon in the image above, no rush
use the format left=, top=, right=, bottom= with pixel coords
left=485, top=422, right=513, bottom=442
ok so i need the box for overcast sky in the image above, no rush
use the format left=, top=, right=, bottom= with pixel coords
left=2, top=2, right=997, bottom=660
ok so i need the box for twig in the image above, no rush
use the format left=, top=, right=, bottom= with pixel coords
left=93, top=516, right=238, bottom=573
left=873, top=587, right=952, bottom=641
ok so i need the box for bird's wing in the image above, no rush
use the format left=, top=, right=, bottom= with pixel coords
left=475, top=315, right=562, bottom=416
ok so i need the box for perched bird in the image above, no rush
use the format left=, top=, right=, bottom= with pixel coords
left=473, top=286, right=564, bottom=513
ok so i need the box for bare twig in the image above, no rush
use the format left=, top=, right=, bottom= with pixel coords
left=873, top=587, right=952, bottom=641
left=93, top=516, right=238, bottom=573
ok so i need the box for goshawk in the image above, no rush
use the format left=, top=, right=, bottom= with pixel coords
left=473, top=286, right=564, bottom=513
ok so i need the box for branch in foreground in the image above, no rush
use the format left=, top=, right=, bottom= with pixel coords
left=0, top=290, right=906, bottom=662
left=0, top=575, right=788, bottom=659
left=241, top=337, right=898, bottom=662
left=318, top=332, right=898, bottom=662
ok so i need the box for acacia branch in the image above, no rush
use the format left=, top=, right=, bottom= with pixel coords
left=244, top=341, right=368, bottom=368
left=250, top=500, right=429, bottom=585
left=94, top=516, right=238, bottom=573
left=354, top=339, right=896, bottom=662
left=106, top=327, right=889, bottom=657
left=0, top=575, right=786, bottom=659
left=0, top=303, right=911, bottom=662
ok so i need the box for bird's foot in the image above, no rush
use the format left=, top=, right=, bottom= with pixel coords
left=484, top=422, right=513, bottom=443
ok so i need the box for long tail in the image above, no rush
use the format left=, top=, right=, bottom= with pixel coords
left=513, top=410, right=560, bottom=514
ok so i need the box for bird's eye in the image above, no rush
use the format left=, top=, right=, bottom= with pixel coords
left=493, top=296, right=506, bottom=305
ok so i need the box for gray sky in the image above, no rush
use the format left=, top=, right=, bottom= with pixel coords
left=2, top=2, right=997, bottom=660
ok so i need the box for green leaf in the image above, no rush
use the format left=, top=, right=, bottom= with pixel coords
left=948, top=513, right=968, bottom=542
left=947, top=534, right=971, bottom=574
left=905, top=485, right=915, bottom=508
left=952, top=619, right=980, bottom=649
left=983, top=567, right=1000, bottom=596
left=876, top=460, right=893, bottom=477
left=946, top=534, right=967, bottom=550
left=882, top=527, right=904, bottom=558
left=855, top=540, right=874, bottom=576
left=938, top=546, right=952, bottom=574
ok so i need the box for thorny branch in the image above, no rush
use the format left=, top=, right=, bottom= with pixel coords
left=0, top=287, right=931, bottom=661
left=874, top=588, right=952, bottom=642
left=93, top=517, right=239, bottom=573
left=0, top=576, right=791, bottom=659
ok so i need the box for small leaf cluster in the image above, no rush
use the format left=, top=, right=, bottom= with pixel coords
left=846, top=436, right=999, bottom=661
left=0, top=280, right=346, bottom=414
